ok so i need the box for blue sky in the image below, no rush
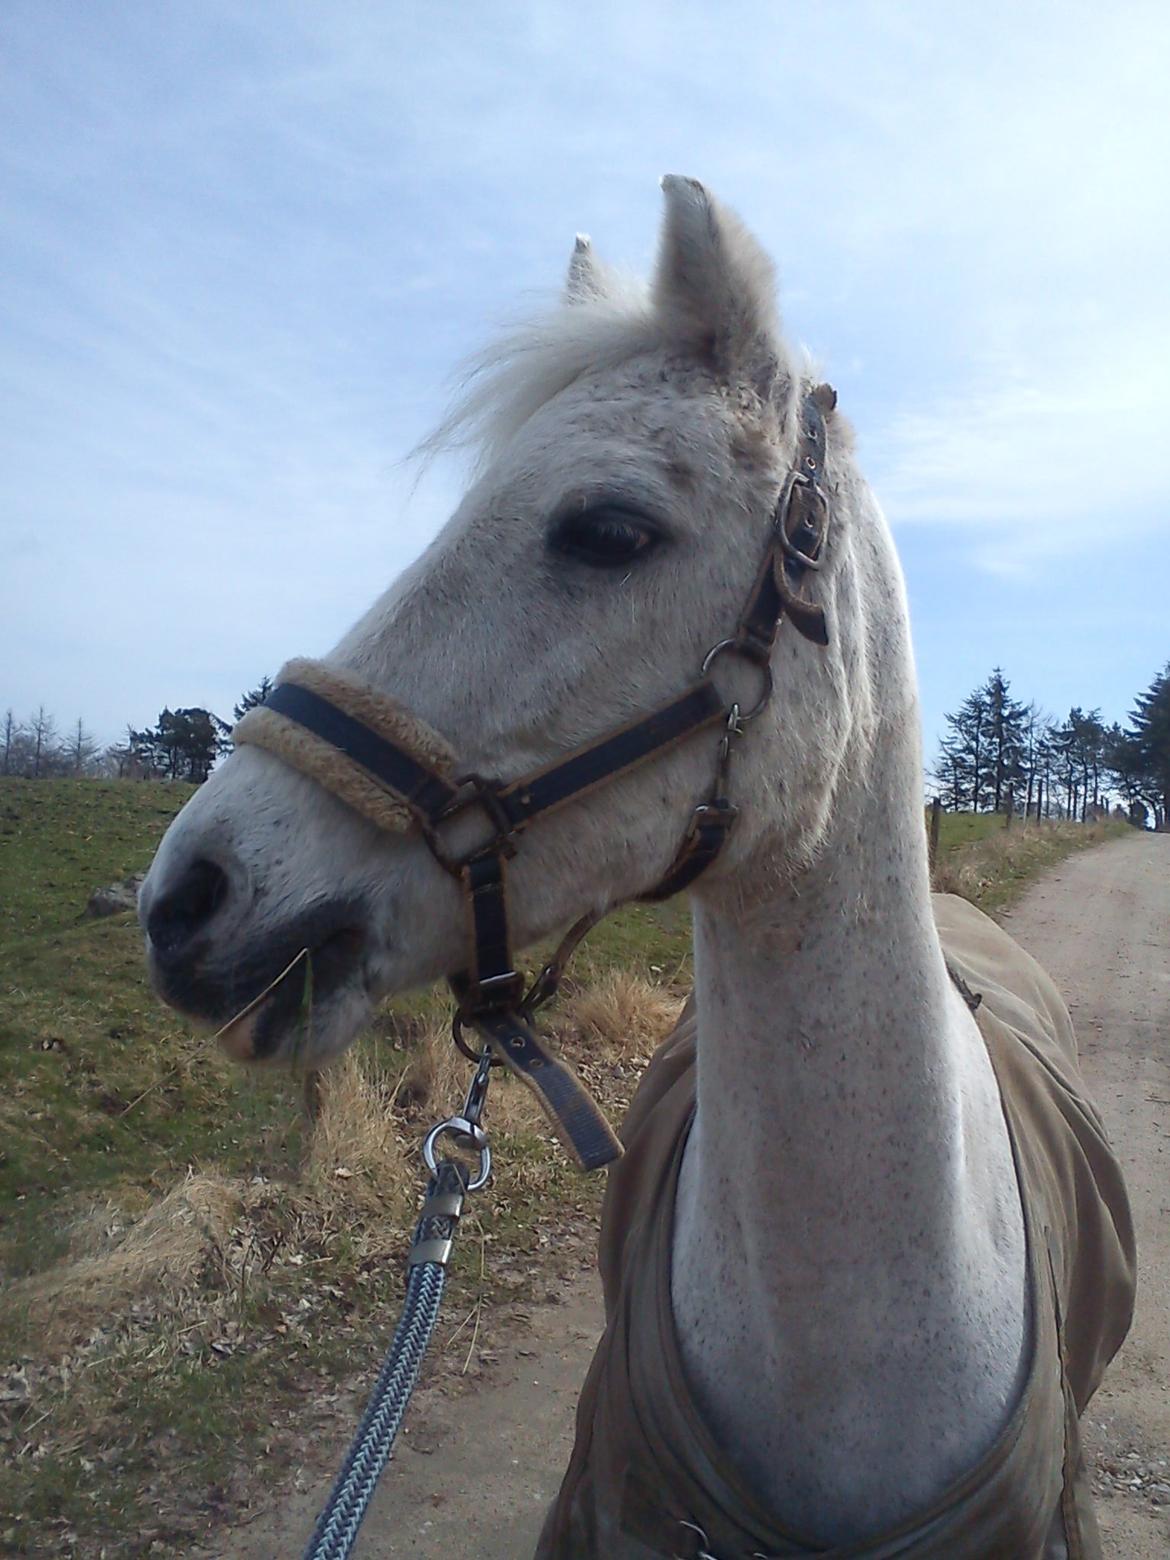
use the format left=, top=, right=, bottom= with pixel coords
left=2, top=1, right=1168, bottom=765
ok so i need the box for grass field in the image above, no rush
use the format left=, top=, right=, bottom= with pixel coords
left=0, top=778, right=1125, bottom=1555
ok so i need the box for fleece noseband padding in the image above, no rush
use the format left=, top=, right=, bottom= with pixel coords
left=233, top=658, right=458, bottom=833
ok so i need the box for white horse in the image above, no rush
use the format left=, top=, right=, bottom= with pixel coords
left=140, top=179, right=1132, bottom=1557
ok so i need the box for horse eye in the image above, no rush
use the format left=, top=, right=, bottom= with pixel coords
left=548, top=506, right=661, bottom=568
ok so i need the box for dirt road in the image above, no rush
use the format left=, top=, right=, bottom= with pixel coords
left=996, top=831, right=1169, bottom=1556
left=223, top=831, right=1169, bottom=1558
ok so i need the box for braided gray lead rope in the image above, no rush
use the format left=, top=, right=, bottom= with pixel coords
left=302, top=1253, right=449, bottom=1559
left=303, top=1067, right=489, bottom=1560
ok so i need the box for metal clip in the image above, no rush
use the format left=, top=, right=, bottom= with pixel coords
left=422, top=1089, right=492, bottom=1193
left=716, top=704, right=743, bottom=792
left=460, top=1045, right=494, bottom=1131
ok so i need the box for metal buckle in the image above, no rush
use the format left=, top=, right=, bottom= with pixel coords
left=474, top=970, right=526, bottom=1007
left=687, top=798, right=739, bottom=839
left=423, top=772, right=520, bottom=875
left=776, top=469, right=828, bottom=572
left=450, top=969, right=526, bottom=1060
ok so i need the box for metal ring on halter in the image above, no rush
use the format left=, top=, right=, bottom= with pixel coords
left=452, top=1008, right=504, bottom=1064
left=422, top=1116, right=492, bottom=1192
left=700, top=639, right=775, bottom=721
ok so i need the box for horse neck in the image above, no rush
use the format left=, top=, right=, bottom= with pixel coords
left=686, top=711, right=974, bottom=1268
left=671, top=687, right=1029, bottom=1540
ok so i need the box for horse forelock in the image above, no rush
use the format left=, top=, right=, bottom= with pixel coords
left=417, top=277, right=658, bottom=468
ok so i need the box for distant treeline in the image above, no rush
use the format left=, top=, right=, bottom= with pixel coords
left=1, top=678, right=272, bottom=785
left=7, top=663, right=1169, bottom=831
left=933, top=663, right=1170, bottom=830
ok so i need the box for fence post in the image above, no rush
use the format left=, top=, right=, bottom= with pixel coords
left=928, top=796, right=942, bottom=871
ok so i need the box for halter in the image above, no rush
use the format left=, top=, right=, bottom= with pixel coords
left=234, top=385, right=837, bottom=1172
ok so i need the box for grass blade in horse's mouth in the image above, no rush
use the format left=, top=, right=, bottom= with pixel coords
left=214, top=946, right=312, bottom=1052
left=215, top=927, right=368, bottom=1061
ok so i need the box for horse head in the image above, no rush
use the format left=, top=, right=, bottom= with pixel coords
left=139, top=178, right=896, bottom=1067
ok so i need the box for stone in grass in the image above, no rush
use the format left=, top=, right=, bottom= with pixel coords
left=85, top=875, right=144, bottom=918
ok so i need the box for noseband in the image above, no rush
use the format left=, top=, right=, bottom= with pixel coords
left=234, top=385, right=837, bottom=1171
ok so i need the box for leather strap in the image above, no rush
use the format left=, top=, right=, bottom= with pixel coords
left=457, top=850, right=524, bottom=1008
left=641, top=798, right=740, bottom=902
left=734, top=394, right=831, bottom=656
left=463, top=1007, right=624, bottom=1171
left=263, top=681, right=458, bottom=823
left=491, top=681, right=726, bottom=829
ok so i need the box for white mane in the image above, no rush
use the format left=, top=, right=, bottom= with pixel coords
left=421, top=272, right=663, bottom=469
left=423, top=180, right=803, bottom=471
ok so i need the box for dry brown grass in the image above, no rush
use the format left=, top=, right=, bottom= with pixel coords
left=8, top=1052, right=417, bottom=1353
left=558, top=968, right=685, bottom=1058
left=298, top=1048, right=413, bottom=1212
left=931, top=817, right=1121, bottom=910
left=7, top=971, right=682, bottom=1354
left=13, top=1173, right=243, bottom=1331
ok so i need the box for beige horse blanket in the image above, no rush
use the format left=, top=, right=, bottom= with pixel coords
left=536, top=895, right=1135, bottom=1559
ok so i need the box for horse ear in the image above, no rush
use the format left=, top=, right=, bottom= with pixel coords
left=565, top=234, right=606, bottom=304
left=653, top=176, right=784, bottom=392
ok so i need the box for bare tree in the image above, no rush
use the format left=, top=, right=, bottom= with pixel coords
left=1, top=709, right=20, bottom=776
left=27, top=706, right=58, bottom=779
left=66, top=716, right=99, bottom=776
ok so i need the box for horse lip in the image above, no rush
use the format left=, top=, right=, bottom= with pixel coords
left=226, top=924, right=370, bottom=1062
left=149, top=900, right=371, bottom=1049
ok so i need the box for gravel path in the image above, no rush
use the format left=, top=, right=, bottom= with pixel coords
left=222, top=830, right=1169, bottom=1558
left=997, top=830, right=1169, bottom=1556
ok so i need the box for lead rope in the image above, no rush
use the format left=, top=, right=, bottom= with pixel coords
left=303, top=1051, right=494, bottom=1560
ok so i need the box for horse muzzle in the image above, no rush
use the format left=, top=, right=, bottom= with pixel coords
left=142, top=866, right=373, bottom=1064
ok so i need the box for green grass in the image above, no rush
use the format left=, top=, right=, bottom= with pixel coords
left=0, top=781, right=1128, bottom=1556
left=0, top=779, right=307, bottom=1283
left=0, top=778, right=195, bottom=944
left=930, top=807, right=1004, bottom=855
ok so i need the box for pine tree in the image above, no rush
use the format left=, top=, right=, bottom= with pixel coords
left=1123, top=663, right=1170, bottom=828
left=938, top=687, right=990, bottom=811
left=233, top=675, right=274, bottom=723
left=937, top=669, right=1029, bottom=812
left=984, top=668, right=1027, bottom=813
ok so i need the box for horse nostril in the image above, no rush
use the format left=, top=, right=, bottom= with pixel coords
left=147, top=858, right=230, bottom=958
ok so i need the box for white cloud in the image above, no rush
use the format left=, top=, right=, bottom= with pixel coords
left=869, top=318, right=1170, bottom=573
